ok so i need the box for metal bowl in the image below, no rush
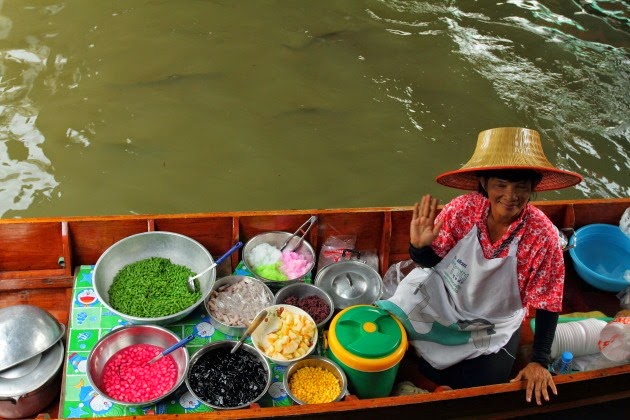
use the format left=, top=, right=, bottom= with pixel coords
left=86, top=324, right=189, bottom=407
left=185, top=340, right=271, bottom=410
left=93, top=231, right=215, bottom=325
left=250, top=304, right=318, bottom=366
left=274, top=283, right=334, bottom=329
left=283, top=356, right=347, bottom=405
left=0, top=305, right=66, bottom=372
left=204, top=275, right=274, bottom=337
left=243, top=231, right=315, bottom=291
left=315, top=260, right=383, bottom=310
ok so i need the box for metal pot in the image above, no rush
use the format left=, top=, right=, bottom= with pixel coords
left=0, top=341, right=64, bottom=419
left=315, top=260, right=383, bottom=310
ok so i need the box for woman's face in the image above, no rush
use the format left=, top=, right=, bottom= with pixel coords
left=483, top=177, right=533, bottom=223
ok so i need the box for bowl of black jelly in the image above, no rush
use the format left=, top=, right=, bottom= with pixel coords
left=185, top=340, right=271, bottom=410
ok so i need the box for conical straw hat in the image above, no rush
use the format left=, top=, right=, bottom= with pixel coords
left=436, top=127, right=583, bottom=191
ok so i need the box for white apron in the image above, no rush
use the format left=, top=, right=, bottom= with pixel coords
left=376, top=225, right=525, bottom=369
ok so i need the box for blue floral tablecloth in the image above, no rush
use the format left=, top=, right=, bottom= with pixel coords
left=61, top=265, right=298, bottom=418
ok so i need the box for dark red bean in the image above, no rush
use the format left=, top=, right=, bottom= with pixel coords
left=282, top=295, right=330, bottom=324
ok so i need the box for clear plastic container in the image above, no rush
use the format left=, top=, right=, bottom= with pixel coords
left=549, top=351, right=574, bottom=374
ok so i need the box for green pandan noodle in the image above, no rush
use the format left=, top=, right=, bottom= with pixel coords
left=108, top=257, right=200, bottom=318
left=253, top=263, right=288, bottom=281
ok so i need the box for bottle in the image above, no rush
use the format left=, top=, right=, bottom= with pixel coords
left=549, top=351, right=574, bottom=374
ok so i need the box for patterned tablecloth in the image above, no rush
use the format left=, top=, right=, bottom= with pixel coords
left=61, top=264, right=301, bottom=418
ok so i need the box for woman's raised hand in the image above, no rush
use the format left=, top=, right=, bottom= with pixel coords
left=410, top=194, right=444, bottom=248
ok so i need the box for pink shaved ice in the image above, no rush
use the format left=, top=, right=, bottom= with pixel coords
left=280, top=250, right=311, bottom=279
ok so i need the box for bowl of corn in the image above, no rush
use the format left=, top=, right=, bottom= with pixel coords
left=250, top=304, right=317, bottom=366
left=283, top=356, right=347, bottom=405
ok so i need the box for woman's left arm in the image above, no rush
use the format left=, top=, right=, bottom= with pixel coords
left=511, top=309, right=559, bottom=405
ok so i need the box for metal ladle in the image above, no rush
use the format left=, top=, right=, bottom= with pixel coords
left=279, top=216, right=317, bottom=252
left=187, top=241, right=243, bottom=292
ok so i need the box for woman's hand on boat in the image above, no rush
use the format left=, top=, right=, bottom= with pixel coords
left=410, top=195, right=443, bottom=248
left=511, top=362, right=557, bottom=405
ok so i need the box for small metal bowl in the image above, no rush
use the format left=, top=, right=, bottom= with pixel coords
left=93, top=231, right=216, bottom=325
left=0, top=305, right=66, bottom=372
left=87, top=324, right=189, bottom=407
left=274, top=283, right=334, bottom=329
left=243, top=231, right=315, bottom=291
left=204, top=275, right=274, bottom=337
left=284, top=356, right=347, bottom=405
left=185, top=340, right=271, bottom=410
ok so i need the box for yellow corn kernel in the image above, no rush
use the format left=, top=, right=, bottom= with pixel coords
left=289, top=366, right=341, bottom=404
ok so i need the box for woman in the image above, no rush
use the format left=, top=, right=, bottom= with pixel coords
left=377, top=127, right=582, bottom=405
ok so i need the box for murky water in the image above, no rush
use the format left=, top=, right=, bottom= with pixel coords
left=1, top=0, right=628, bottom=218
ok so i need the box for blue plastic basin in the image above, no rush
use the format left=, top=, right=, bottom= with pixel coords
left=569, top=224, right=630, bottom=293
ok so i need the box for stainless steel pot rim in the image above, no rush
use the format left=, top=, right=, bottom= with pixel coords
left=0, top=305, right=66, bottom=372
left=0, top=341, right=64, bottom=398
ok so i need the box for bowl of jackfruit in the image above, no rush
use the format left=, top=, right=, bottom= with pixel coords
left=250, top=304, right=317, bottom=366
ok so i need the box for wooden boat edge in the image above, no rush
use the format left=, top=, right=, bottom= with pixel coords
left=1, top=197, right=629, bottom=419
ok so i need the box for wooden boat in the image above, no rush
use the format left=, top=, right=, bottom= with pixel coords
left=1, top=197, right=629, bottom=419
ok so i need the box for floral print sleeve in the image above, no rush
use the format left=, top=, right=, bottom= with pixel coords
left=517, top=207, right=564, bottom=313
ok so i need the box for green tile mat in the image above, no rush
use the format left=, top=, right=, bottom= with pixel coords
left=62, top=264, right=307, bottom=418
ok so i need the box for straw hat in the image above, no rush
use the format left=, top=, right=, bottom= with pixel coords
left=435, top=127, right=582, bottom=191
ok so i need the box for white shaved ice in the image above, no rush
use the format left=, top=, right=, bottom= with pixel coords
left=247, top=242, right=282, bottom=268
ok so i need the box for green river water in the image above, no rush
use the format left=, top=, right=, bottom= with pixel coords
left=0, top=0, right=628, bottom=218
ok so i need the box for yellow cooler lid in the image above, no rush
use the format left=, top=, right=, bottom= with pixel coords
left=328, top=305, right=407, bottom=372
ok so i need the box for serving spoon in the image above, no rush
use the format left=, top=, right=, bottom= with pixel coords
left=231, top=310, right=269, bottom=354
left=187, top=241, right=243, bottom=292
left=146, top=334, right=194, bottom=365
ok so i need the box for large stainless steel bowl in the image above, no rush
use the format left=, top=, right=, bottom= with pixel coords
left=87, top=324, right=190, bottom=407
left=243, top=231, right=315, bottom=291
left=0, top=305, right=65, bottom=372
left=93, top=231, right=215, bottom=325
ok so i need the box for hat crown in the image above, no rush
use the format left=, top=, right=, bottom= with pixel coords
left=462, top=127, right=554, bottom=170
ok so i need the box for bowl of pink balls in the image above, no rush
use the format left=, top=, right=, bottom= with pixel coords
left=243, top=231, right=316, bottom=291
left=87, top=324, right=190, bottom=406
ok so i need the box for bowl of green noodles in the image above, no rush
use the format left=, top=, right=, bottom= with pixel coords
left=93, top=231, right=216, bottom=325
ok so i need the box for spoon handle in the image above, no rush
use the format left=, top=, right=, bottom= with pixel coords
left=147, top=334, right=194, bottom=365
left=231, top=310, right=268, bottom=354
left=189, top=241, right=243, bottom=282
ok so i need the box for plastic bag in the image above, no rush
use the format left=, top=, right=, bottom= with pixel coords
left=621, top=207, right=630, bottom=238
left=317, top=235, right=356, bottom=271
left=317, top=235, right=379, bottom=273
left=380, top=259, right=419, bottom=299
left=617, top=286, right=630, bottom=310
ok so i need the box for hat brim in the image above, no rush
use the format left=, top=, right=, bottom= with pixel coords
left=436, top=166, right=583, bottom=192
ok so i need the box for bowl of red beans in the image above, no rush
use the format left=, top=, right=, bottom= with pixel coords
left=274, top=283, right=334, bottom=329
left=86, top=324, right=189, bottom=406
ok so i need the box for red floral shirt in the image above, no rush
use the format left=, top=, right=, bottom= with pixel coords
left=432, top=192, right=564, bottom=314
